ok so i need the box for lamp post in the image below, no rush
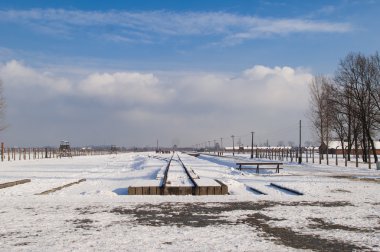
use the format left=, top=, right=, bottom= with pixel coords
left=231, top=135, right=235, bottom=156
left=298, top=120, right=302, bottom=164
left=220, top=137, right=224, bottom=156
left=251, top=131, right=254, bottom=159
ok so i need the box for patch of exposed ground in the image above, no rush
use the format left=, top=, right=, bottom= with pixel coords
left=0, top=231, right=22, bottom=238
left=14, top=242, right=31, bottom=246
left=244, top=213, right=365, bottom=252
left=67, top=218, right=98, bottom=230
left=330, top=189, right=351, bottom=193
left=308, top=218, right=372, bottom=232
left=86, top=201, right=367, bottom=251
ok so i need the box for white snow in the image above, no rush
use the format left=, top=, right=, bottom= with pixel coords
left=165, top=160, right=194, bottom=187
left=0, top=151, right=379, bottom=251
left=194, top=178, right=220, bottom=187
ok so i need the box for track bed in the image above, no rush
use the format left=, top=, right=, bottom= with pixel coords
left=129, top=153, right=228, bottom=195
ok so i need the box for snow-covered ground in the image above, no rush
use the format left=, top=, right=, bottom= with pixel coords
left=0, top=152, right=379, bottom=251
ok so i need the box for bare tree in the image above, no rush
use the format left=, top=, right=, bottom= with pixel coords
left=334, top=52, right=380, bottom=163
left=367, top=52, right=380, bottom=114
left=308, top=75, right=333, bottom=158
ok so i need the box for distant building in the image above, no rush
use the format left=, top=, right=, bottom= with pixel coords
left=319, top=141, right=380, bottom=155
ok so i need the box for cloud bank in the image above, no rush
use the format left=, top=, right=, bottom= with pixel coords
left=0, top=60, right=313, bottom=146
left=0, top=9, right=351, bottom=45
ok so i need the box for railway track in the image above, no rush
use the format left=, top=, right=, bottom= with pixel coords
left=129, top=152, right=228, bottom=195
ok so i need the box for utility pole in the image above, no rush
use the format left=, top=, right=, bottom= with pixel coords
left=220, top=137, right=223, bottom=155
left=231, top=135, right=235, bottom=156
left=213, top=140, right=216, bottom=153
left=298, top=120, right=302, bottom=164
left=251, top=131, right=255, bottom=159
left=208, top=141, right=211, bottom=153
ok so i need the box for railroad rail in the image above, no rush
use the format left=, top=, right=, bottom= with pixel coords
left=128, top=152, right=228, bottom=195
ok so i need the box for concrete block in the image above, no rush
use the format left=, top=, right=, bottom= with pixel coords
left=208, top=186, right=218, bottom=195
left=214, top=186, right=222, bottom=195
left=198, top=186, right=208, bottom=195
left=215, top=180, right=228, bottom=195
left=128, top=187, right=136, bottom=195
left=149, top=186, right=158, bottom=195
left=193, top=187, right=200, bottom=195
left=142, top=187, right=149, bottom=195
left=135, top=187, right=143, bottom=195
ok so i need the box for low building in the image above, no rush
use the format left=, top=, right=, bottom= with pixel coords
left=319, top=141, right=380, bottom=155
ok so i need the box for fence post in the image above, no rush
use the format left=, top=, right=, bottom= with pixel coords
left=1, top=142, right=4, bottom=161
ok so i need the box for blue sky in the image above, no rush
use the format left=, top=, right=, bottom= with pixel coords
left=0, top=0, right=379, bottom=147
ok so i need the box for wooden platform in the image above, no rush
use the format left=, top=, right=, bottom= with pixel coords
left=128, top=153, right=228, bottom=196
left=128, top=179, right=228, bottom=196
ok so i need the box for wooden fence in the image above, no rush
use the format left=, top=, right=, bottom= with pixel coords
left=0, top=142, right=116, bottom=162
left=209, top=147, right=377, bottom=169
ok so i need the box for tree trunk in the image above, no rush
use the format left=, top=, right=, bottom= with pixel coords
left=347, top=112, right=352, bottom=161
left=362, top=136, right=368, bottom=163
left=367, top=131, right=378, bottom=163
left=340, top=139, right=345, bottom=159
left=354, top=137, right=359, bottom=167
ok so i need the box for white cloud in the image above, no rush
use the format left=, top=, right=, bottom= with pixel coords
left=0, top=9, right=352, bottom=45
left=0, top=60, right=312, bottom=109
left=1, top=60, right=313, bottom=146
left=0, top=60, right=72, bottom=93
left=78, top=71, right=169, bottom=104
left=166, top=65, right=312, bottom=110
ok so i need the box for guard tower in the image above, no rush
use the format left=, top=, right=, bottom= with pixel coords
left=110, top=145, right=118, bottom=154
left=59, top=140, right=72, bottom=157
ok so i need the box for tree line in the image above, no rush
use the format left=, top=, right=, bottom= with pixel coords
left=309, top=52, right=380, bottom=163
